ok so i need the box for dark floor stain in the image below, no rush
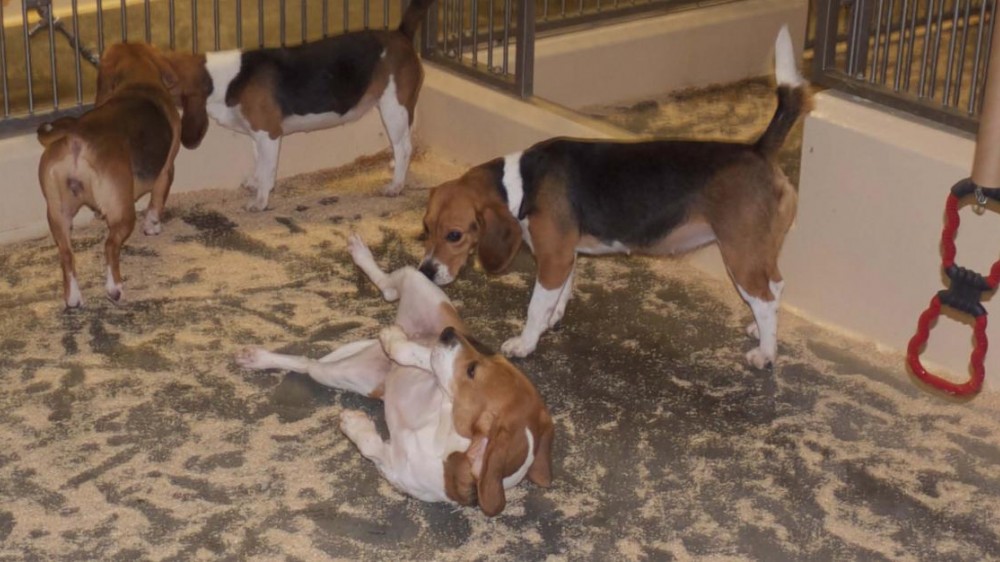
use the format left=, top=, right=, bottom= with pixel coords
left=275, top=216, right=306, bottom=234
left=318, top=196, right=340, bottom=206
left=179, top=208, right=279, bottom=259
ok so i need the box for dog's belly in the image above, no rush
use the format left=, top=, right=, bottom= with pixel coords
left=640, top=221, right=716, bottom=256
left=382, top=367, right=470, bottom=503
left=281, top=95, right=377, bottom=134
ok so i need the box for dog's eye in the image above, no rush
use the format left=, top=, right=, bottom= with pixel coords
left=446, top=230, right=463, bottom=243
left=466, top=361, right=477, bottom=379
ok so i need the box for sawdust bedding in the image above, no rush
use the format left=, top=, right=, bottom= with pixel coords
left=1, top=150, right=999, bottom=561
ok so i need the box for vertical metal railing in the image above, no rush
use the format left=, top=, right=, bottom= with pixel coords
left=813, top=0, right=994, bottom=131
left=420, top=0, right=535, bottom=97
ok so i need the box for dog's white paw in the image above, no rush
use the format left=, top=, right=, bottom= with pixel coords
left=381, top=182, right=404, bottom=197
left=339, top=410, right=382, bottom=457
left=245, top=198, right=269, bottom=212
left=745, top=347, right=774, bottom=370
left=501, top=336, right=536, bottom=358
left=347, top=233, right=373, bottom=264
left=746, top=322, right=759, bottom=340
left=379, top=325, right=408, bottom=355
left=240, top=176, right=260, bottom=193
left=235, top=347, right=270, bottom=370
left=142, top=214, right=162, bottom=236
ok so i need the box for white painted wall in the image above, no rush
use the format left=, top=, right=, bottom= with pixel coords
left=534, top=0, right=808, bottom=109
left=784, top=91, right=997, bottom=389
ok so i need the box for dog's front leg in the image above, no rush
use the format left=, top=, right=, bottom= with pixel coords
left=379, top=325, right=431, bottom=370
left=246, top=131, right=281, bottom=212
left=501, top=261, right=576, bottom=358
left=736, top=280, right=784, bottom=369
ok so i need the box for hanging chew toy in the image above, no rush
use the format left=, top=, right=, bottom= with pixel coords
left=907, top=14, right=1000, bottom=396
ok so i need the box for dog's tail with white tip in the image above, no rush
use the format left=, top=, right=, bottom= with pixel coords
left=755, top=25, right=812, bottom=158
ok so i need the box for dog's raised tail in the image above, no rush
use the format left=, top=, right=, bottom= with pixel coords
left=36, top=116, right=78, bottom=148
left=398, top=0, right=437, bottom=39
left=755, top=25, right=812, bottom=158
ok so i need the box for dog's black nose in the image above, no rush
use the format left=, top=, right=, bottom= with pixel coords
left=419, top=261, right=436, bottom=280
left=439, top=326, right=458, bottom=344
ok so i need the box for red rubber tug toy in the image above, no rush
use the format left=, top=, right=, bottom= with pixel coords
left=907, top=180, right=1000, bottom=396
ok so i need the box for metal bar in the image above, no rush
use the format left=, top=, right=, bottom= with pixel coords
left=472, top=0, right=479, bottom=66
left=384, top=0, right=389, bottom=29
left=870, top=0, right=885, bottom=82
left=20, top=0, right=33, bottom=114
left=120, top=0, right=127, bottom=41
left=442, top=0, right=448, bottom=57
left=280, top=0, right=286, bottom=45
left=514, top=0, right=534, bottom=97
left=458, top=0, right=464, bottom=59
left=970, top=0, right=989, bottom=111
left=578, top=0, right=583, bottom=16
left=502, top=0, right=510, bottom=74
left=848, top=0, right=874, bottom=77
left=214, top=0, right=221, bottom=50
left=47, top=0, right=59, bottom=109
left=944, top=0, right=963, bottom=104
left=301, top=0, right=307, bottom=42
left=487, top=0, right=493, bottom=70
left=259, top=0, right=264, bottom=47
left=343, top=0, right=348, bottom=32
left=237, top=0, right=243, bottom=47
left=97, top=0, right=105, bottom=53
left=954, top=0, right=972, bottom=105
left=928, top=0, right=945, bottom=97
left=811, top=0, right=841, bottom=78
left=878, top=0, right=894, bottom=84
left=918, top=0, right=934, bottom=96
left=0, top=0, right=8, bottom=117
left=894, top=0, right=911, bottom=90
left=72, top=0, right=83, bottom=105
left=364, top=0, right=370, bottom=28
left=145, top=0, right=152, bottom=42
left=322, top=0, right=328, bottom=36
left=903, top=0, right=919, bottom=90
left=542, top=0, right=548, bottom=20
left=192, top=0, right=199, bottom=52
left=169, top=0, right=176, bottom=49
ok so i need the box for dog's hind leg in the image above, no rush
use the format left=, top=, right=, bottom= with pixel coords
left=40, top=146, right=86, bottom=308
left=340, top=409, right=389, bottom=467
left=237, top=339, right=391, bottom=397
left=377, top=76, right=412, bottom=197
left=103, top=197, right=137, bottom=304
left=246, top=131, right=281, bottom=212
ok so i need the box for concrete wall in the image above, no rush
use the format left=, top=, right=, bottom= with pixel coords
left=534, top=0, right=808, bottom=109
left=785, top=91, right=997, bottom=389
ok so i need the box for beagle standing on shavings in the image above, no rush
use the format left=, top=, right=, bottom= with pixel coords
left=418, top=26, right=812, bottom=368
left=162, top=0, right=436, bottom=211
left=236, top=234, right=554, bottom=516
left=36, top=42, right=209, bottom=308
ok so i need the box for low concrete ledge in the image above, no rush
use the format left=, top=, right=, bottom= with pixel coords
left=785, top=90, right=997, bottom=389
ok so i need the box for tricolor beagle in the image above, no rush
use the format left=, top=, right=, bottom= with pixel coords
left=164, top=0, right=435, bottom=211
left=237, top=234, right=554, bottom=516
left=419, top=26, right=811, bottom=368
left=36, top=42, right=207, bottom=308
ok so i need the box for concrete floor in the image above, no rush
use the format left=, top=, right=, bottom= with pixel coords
left=1, top=86, right=1000, bottom=560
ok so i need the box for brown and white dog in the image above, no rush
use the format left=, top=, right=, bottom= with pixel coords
left=418, top=27, right=810, bottom=368
left=36, top=42, right=208, bottom=308
left=236, top=234, right=553, bottom=516
left=163, top=0, right=435, bottom=211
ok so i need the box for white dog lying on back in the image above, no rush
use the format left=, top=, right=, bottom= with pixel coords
left=237, top=234, right=554, bottom=516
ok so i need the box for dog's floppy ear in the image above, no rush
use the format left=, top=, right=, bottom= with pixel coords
left=476, top=203, right=522, bottom=274
left=476, top=420, right=530, bottom=517
left=165, top=53, right=211, bottom=149
left=443, top=451, right=477, bottom=506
